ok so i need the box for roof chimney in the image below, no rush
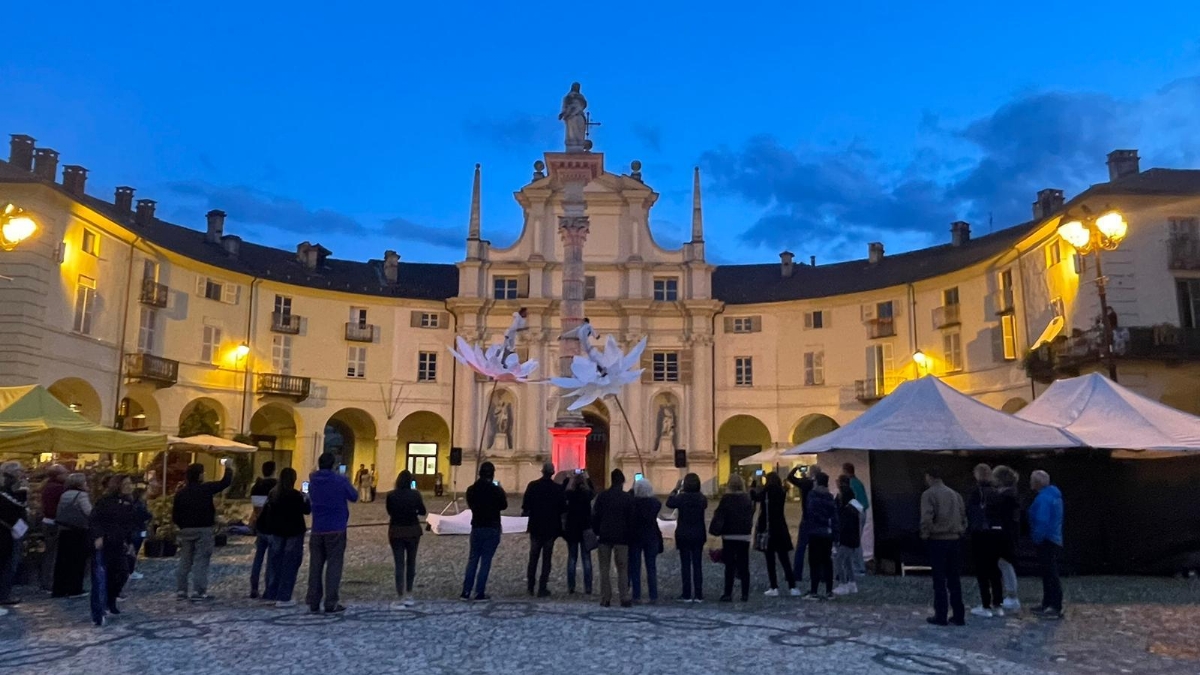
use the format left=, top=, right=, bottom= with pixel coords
left=135, top=199, right=156, bottom=227
left=809, top=255, right=816, bottom=266
left=950, top=220, right=971, bottom=247
left=1032, top=188, right=1064, bottom=220
left=114, top=186, right=135, bottom=213
left=205, top=209, right=226, bottom=244
left=8, top=134, right=34, bottom=171
left=32, top=148, right=59, bottom=181
left=1107, top=149, right=1140, bottom=181
left=296, top=242, right=329, bottom=271
left=383, top=250, right=400, bottom=284
left=780, top=250, right=795, bottom=278
left=221, top=234, right=241, bottom=258
left=61, top=165, right=88, bottom=196
left=868, top=242, right=884, bottom=264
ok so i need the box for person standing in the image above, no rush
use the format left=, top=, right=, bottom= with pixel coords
left=89, top=475, right=137, bottom=624
left=52, top=473, right=93, bottom=598
left=127, top=486, right=152, bottom=581
left=521, top=462, right=565, bottom=598
left=832, top=477, right=862, bottom=595
left=461, top=462, right=507, bottom=602
left=786, top=465, right=821, bottom=582
left=307, top=452, right=358, bottom=613
left=0, top=462, right=28, bottom=607
left=172, top=460, right=233, bottom=601
left=992, top=465, right=1023, bottom=611
left=920, top=468, right=967, bottom=626
left=842, top=463, right=869, bottom=574
left=802, top=473, right=839, bottom=600
left=249, top=461, right=278, bottom=599
left=356, top=464, right=372, bottom=503
left=562, top=470, right=595, bottom=595
left=711, top=474, right=754, bottom=602
left=627, top=478, right=662, bottom=605
left=592, top=469, right=634, bottom=608
left=966, top=464, right=1005, bottom=618
left=666, top=473, right=708, bottom=603
left=370, top=464, right=379, bottom=502
left=386, top=470, right=427, bottom=607
left=38, top=465, right=68, bottom=591
left=752, top=472, right=798, bottom=597
left=263, top=468, right=309, bottom=608
left=1029, top=470, right=1064, bottom=620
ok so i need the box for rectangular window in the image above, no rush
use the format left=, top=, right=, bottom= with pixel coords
left=732, top=317, right=754, bottom=333
left=1073, top=252, right=1088, bottom=275
left=1177, top=279, right=1200, bottom=329
left=1169, top=217, right=1199, bottom=235
left=82, top=229, right=99, bottom=256
left=72, top=275, right=96, bottom=335
left=804, top=310, right=825, bottom=329
left=274, top=294, right=292, bottom=317
left=137, top=307, right=157, bottom=353
left=653, top=277, right=679, bottom=302
left=943, top=331, right=963, bottom=372
left=493, top=276, right=519, bottom=300
left=584, top=275, right=597, bottom=300
left=876, top=301, right=894, bottom=319
left=201, top=324, right=222, bottom=365
left=418, top=351, right=438, bottom=382
left=204, top=279, right=223, bottom=301
left=652, top=351, right=679, bottom=382
left=734, top=357, right=753, bottom=386
left=142, top=259, right=159, bottom=282
left=420, top=312, right=440, bottom=328
left=349, top=307, right=368, bottom=328
left=804, top=351, right=825, bottom=386
left=1001, top=314, right=1017, bottom=360
left=272, top=335, right=292, bottom=374
left=1045, top=241, right=1062, bottom=268
left=866, top=343, right=895, bottom=395
left=347, top=346, right=367, bottom=378
left=943, top=287, right=960, bottom=307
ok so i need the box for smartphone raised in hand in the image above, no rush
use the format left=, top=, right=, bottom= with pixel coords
left=301, top=481, right=310, bottom=494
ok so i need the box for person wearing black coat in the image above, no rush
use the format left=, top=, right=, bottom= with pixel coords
left=521, top=462, right=565, bottom=597
left=710, top=474, right=754, bottom=602
left=833, top=478, right=862, bottom=595
left=627, top=479, right=663, bottom=604
left=666, top=473, right=708, bottom=602
left=801, top=473, right=839, bottom=598
left=263, top=468, right=311, bottom=607
left=992, top=465, right=1022, bottom=611
left=787, top=465, right=821, bottom=582
left=562, top=472, right=595, bottom=595
left=89, top=475, right=138, bottom=624
left=752, top=472, right=797, bottom=596
left=592, top=469, right=634, bottom=607
left=387, top=470, right=427, bottom=606
left=0, top=462, right=28, bottom=607
left=461, top=462, right=508, bottom=601
left=966, top=464, right=1006, bottom=618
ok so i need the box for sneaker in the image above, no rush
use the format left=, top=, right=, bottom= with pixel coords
left=1030, top=605, right=1049, bottom=615
left=0, top=598, right=22, bottom=607
left=68, top=593, right=88, bottom=600
left=926, top=617, right=949, bottom=626
left=176, top=592, right=189, bottom=601
left=536, top=589, right=551, bottom=598
left=847, top=582, right=859, bottom=594
left=789, top=588, right=802, bottom=597
left=970, top=606, right=994, bottom=618
left=473, top=594, right=491, bottom=603
left=459, top=593, right=471, bottom=602
left=822, top=593, right=835, bottom=601
left=763, top=588, right=780, bottom=597
left=275, top=600, right=296, bottom=608
left=678, top=597, right=694, bottom=604
left=129, top=572, right=144, bottom=581
left=1001, top=597, right=1021, bottom=611
left=802, top=592, right=821, bottom=601
left=718, top=595, right=732, bottom=602
left=190, top=593, right=214, bottom=601
left=403, top=596, right=416, bottom=607
left=992, top=607, right=1005, bottom=618
left=832, top=585, right=852, bottom=596
left=1040, top=609, right=1064, bottom=621
left=94, top=615, right=104, bottom=627
left=694, top=598, right=703, bottom=604
left=325, top=604, right=347, bottom=614
left=389, top=600, right=408, bottom=610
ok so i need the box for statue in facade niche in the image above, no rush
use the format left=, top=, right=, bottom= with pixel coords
left=489, top=401, right=513, bottom=451
left=559, top=82, right=589, bottom=152
left=655, top=404, right=677, bottom=454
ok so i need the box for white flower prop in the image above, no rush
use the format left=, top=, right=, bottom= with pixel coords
left=551, top=336, right=648, bottom=411
left=448, top=336, right=539, bottom=382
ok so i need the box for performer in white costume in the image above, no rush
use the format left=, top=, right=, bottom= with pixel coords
left=503, top=308, right=529, bottom=359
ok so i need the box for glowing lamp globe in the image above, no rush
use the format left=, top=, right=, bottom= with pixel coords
left=1057, top=220, right=1090, bottom=250
left=1096, top=211, right=1128, bottom=242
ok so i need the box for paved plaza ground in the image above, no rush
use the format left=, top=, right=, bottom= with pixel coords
left=1, top=500, right=1199, bottom=674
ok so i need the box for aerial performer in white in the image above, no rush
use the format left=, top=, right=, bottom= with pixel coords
left=564, top=317, right=606, bottom=374
left=503, top=307, right=529, bottom=360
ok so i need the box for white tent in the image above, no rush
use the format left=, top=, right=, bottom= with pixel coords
left=783, top=376, right=1078, bottom=455
left=168, top=434, right=256, bottom=454
left=738, top=446, right=786, bottom=466
left=1016, top=373, right=1200, bottom=453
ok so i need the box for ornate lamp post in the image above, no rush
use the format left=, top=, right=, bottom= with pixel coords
left=1, top=203, right=38, bottom=251
left=1057, top=208, right=1128, bottom=381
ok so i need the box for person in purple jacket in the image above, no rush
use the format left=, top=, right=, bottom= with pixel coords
left=305, top=452, right=358, bottom=614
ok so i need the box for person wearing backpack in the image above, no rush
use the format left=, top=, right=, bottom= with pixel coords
left=966, top=464, right=1004, bottom=618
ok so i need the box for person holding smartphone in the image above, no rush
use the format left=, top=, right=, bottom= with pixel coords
left=522, top=462, right=565, bottom=598
left=263, top=467, right=310, bottom=608
left=461, top=462, right=507, bottom=602
left=306, top=452, right=358, bottom=614
left=171, top=459, right=233, bottom=601
left=386, top=470, right=427, bottom=607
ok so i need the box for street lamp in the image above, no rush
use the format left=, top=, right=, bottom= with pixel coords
left=1057, top=207, right=1128, bottom=381
left=1, top=203, right=38, bottom=251
left=912, top=350, right=929, bottom=376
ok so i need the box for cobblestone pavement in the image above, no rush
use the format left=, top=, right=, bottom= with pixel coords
left=1, top=501, right=1198, bottom=675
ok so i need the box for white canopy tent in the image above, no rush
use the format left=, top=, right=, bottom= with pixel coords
left=782, top=376, right=1078, bottom=455
left=1016, top=373, right=1200, bottom=454
left=738, top=446, right=786, bottom=466
left=168, top=434, right=256, bottom=454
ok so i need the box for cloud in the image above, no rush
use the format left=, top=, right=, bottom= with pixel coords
left=462, top=113, right=559, bottom=150
left=701, top=76, right=1200, bottom=260
left=632, top=124, right=663, bottom=152
left=381, top=217, right=463, bottom=249
left=167, top=180, right=375, bottom=236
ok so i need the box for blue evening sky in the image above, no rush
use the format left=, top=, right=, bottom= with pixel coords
left=3, top=1, right=1199, bottom=266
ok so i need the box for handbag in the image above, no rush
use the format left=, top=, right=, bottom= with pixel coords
left=755, top=492, right=771, bottom=552
left=57, top=492, right=88, bottom=530
left=582, top=528, right=599, bottom=552
left=708, top=547, right=723, bottom=564
left=708, top=507, right=725, bottom=537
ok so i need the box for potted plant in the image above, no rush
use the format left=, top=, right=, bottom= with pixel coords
left=143, top=494, right=178, bottom=558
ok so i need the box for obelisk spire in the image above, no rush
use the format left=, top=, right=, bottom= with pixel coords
left=467, top=163, right=481, bottom=240
left=691, top=166, right=704, bottom=242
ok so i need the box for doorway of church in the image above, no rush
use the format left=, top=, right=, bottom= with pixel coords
left=584, top=412, right=609, bottom=491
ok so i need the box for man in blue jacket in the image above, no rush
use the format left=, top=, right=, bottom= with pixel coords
left=1028, top=470, right=1064, bottom=620
left=306, top=452, right=358, bottom=613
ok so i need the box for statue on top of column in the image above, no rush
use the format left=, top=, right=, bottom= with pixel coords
left=559, top=82, right=589, bottom=152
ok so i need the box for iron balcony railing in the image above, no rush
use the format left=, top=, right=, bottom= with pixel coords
left=865, top=317, right=896, bottom=339
left=933, top=304, right=960, bottom=329
left=256, top=373, right=311, bottom=401
left=271, top=312, right=302, bottom=334
left=139, top=278, right=169, bottom=308
left=124, top=353, right=178, bottom=387
left=345, top=322, right=377, bottom=342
